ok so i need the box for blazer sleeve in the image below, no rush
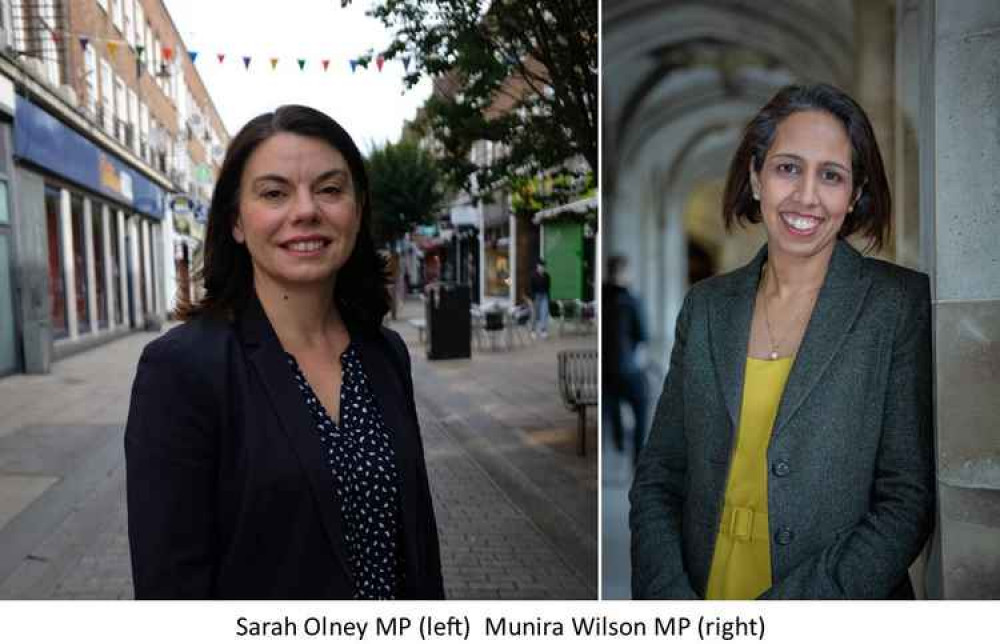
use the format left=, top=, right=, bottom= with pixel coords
left=386, top=330, right=445, bottom=599
left=758, top=272, right=935, bottom=599
left=629, top=290, right=700, bottom=599
left=124, top=336, right=220, bottom=599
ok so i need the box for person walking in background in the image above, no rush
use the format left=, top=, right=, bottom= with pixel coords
left=603, top=255, right=649, bottom=464
left=530, top=259, right=551, bottom=339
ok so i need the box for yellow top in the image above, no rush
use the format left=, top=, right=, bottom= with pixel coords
left=705, top=356, right=793, bottom=600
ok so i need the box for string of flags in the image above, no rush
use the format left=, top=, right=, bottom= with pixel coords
left=69, top=31, right=409, bottom=75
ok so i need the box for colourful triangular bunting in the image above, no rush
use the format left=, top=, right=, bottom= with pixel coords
left=79, top=37, right=89, bottom=50
left=243, top=56, right=252, bottom=70
left=269, top=57, right=279, bottom=70
left=217, top=53, right=225, bottom=64
left=297, top=59, right=306, bottom=71
left=188, top=51, right=198, bottom=63
left=321, top=59, right=330, bottom=72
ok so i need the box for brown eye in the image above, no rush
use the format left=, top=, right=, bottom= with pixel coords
left=821, top=170, right=844, bottom=184
left=776, top=162, right=799, bottom=176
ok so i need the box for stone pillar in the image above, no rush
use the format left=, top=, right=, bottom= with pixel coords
left=101, top=205, right=114, bottom=331
left=924, top=0, right=1000, bottom=599
left=116, top=210, right=128, bottom=327
left=854, top=0, right=897, bottom=259
left=894, top=0, right=923, bottom=269
left=83, top=199, right=97, bottom=334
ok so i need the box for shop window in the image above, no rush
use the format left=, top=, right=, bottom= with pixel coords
left=92, top=204, right=107, bottom=329
left=109, top=210, right=122, bottom=325
left=484, top=223, right=511, bottom=297
left=44, top=186, right=67, bottom=339
left=71, top=193, right=90, bottom=334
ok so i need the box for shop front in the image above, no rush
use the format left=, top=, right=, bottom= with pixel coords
left=12, top=96, right=167, bottom=371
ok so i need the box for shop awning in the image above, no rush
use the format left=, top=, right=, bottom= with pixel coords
left=532, top=196, right=598, bottom=224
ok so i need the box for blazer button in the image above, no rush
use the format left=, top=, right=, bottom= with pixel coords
left=772, top=460, right=791, bottom=477
left=775, top=528, right=795, bottom=545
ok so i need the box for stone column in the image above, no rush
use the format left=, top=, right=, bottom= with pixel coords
left=83, top=199, right=97, bottom=334
left=894, top=0, right=924, bottom=269
left=101, top=205, right=114, bottom=332
left=854, top=0, right=897, bottom=259
left=924, top=0, right=1000, bottom=599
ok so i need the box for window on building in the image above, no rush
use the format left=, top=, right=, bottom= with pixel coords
left=92, top=203, right=107, bottom=329
left=114, top=75, right=127, bottom=143
left=70, top=193, right=90, bottom=334
left=44, top=186, right=68, bottom=339
left=154, top=38, right=162, bottom=89
left=134, top=4, right=145, bottom=52
left=100, top=59, right=113, bottom=132
left=109, top=210, right=122, bottom=325
left=139, top=102, right=150, bottom=161
left=127, top=88, right=139, bottom=153
left=38, top=1, right=60, bottom=86
left=123, top=0, right=135, bottom=47
left=111, top=0, right=123, bottom=32
left=84, top=46, right=98, bottom=115
left=145, top=25, right=154, bottom=75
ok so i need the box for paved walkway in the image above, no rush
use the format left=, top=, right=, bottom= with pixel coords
left=0, top=296, right=597, bottom=599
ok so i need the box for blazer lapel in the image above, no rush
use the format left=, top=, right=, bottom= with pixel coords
left=709, top=247, right=765, bottom=430
left=771, top=240, right=872, bottom=439
left=237, top=297, right=355, bottom=586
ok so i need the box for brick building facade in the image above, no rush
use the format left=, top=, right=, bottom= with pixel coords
left=0, top=0, right=227, bottom=376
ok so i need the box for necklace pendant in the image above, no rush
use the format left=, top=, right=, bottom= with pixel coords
left=769, top=350, right=779, bottom=361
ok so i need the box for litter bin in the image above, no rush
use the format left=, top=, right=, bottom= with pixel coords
left=426, top=282, right=471, bottom=360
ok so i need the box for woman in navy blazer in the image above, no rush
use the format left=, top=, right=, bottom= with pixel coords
left=125, top=105, right=443, bottom=599
left=630, top=85, right=934, bottom=599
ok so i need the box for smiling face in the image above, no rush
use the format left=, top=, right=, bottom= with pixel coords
left=750, top=109, right=859, bottom=263
left=233, top=132, right=361, bottom=293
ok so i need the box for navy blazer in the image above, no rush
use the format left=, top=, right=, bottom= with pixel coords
left=630, top=240, right=934, bottom=599
left=125, top=298, right=444, bottom=599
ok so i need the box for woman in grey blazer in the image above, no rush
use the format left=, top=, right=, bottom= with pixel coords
left=630, top=84, right=934, bottom=599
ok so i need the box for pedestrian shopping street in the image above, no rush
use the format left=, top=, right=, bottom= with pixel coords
left=0, top=296, right=597, bottom=599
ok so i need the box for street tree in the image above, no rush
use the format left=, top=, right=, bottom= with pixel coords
left=350, top=0, right=598, bottom=203
left=366, top=139, right=447, bottom=245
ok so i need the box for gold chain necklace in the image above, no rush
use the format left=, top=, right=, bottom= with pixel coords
left=760, top=263, right=819, bottom=360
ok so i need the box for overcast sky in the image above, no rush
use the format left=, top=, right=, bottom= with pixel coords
left=162, top=0, right=432, bottom=153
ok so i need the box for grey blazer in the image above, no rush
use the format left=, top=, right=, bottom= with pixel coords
left=630, top=240, right=934, bottom=599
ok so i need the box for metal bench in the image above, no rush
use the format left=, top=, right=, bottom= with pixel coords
left=557, top=350, right=598, bottom=456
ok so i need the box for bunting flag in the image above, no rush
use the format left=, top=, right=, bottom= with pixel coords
left=242, top=56, right=251, bottom=69
left=188, top=50, right=198, bottom=63
left=402, top=56, right=411, bottom=71
left=376, top=55, right=385, bottom=72
left=78, top=36, right=89, bottom=50
left=162, top=46, right=174, bottom=61
left=297, top=58, right=306, bottom=71
left=321, top=59, right=330, bottom=71
left=107, top=41, right=119, bottom=58
left=349, top=59, right=358, bottom=73
left=135, top=45, right=145, bottom=59
left=217, top=53, right=225, bottom=64
left=269, top=57, right=279, bottom=70
left=52, top=31, right=61, bottom=44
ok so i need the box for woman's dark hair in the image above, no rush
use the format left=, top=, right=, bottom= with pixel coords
left=722, top=83, right=891, bottom=252
left=177, top=105, right=390, bottom=330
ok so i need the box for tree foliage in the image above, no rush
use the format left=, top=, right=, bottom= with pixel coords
left=353, top=0, right=597, bottom=203
left=366, top=139, right=446, bottom=244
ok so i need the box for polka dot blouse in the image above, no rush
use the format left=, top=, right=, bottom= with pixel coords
left=287, top=344, right=403, bottom=599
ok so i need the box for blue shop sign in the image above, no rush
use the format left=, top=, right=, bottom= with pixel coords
left=14, top=96, right=165, bottom=219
